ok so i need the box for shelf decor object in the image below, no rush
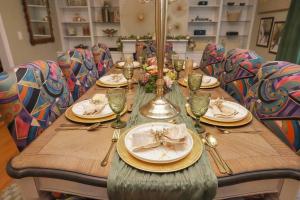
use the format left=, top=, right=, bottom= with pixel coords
left=22, top=0, right=54, bottom=45
left=103, top=28, right=118, bottom=37
left=256, top=17, right=274, bottom=47
left=140, top=0, right=180, bottom=119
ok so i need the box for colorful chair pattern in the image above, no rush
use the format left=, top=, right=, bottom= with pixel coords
left=199, top=43, right=225, bottom=78
left=0, top=60, right=73, bottom=150
left=92, top=43, right=114, bottom=77
left=245, top=61, right=300, bottom=153
left=135, top=41, right=173, bottom=63
left=221, top=49, right=264, bottom=105
left=58, top=48, right=98, bottom=101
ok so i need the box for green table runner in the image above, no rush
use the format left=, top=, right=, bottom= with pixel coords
left=107, top=84, right=217, bottom=200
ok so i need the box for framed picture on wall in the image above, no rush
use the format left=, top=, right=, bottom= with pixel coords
left=256, top=17, right=274, bottom=47
left=269, top=21, right=285, bottom=54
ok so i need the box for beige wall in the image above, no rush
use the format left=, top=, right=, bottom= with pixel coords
left=0, top=0, right=61, bottom=66
left=250, top=0, right=290, bottom=61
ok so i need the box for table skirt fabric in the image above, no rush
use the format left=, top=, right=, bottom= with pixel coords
left=107, top=85, right=217, bottom=200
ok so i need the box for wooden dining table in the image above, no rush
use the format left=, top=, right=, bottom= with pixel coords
left=7, top=67, right=300, bottom=200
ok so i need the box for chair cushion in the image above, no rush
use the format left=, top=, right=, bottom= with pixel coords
left=0, top=60, right=73, bottom=150
left=58, top=48, right=98, bottom=101
left=245, top=61, right=300, bottom=153
left=221, top=49, right=264, bottom=105
left=200, top=43, right=225, bottom=78
left=92, top=43, right=114, bottom=77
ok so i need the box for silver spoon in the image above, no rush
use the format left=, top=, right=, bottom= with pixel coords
left=201, top=137, right=227, bottom=174
left=206, top=133, right=233, bottom=175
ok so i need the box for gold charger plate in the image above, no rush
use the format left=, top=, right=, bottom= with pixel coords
left=186, top=104, right=253, bottom=127
left=65, top=105, right=127, bottom=124
left=178, top=78, right=220, bottom=89
left=96, top=80, right=128, bottom=88
left=117, top=127, right=203, bottom=173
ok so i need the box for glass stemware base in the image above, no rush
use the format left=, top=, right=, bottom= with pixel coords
left=111, top=114, right=126, bottom=129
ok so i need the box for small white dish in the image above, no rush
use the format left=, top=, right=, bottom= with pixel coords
left=118, top=61, right=140, bottom=68
left=203, top=99, right=249, bottom=122
left=124, top=122, right=193, bottom=164
left=99, top=74, right=127, bottom=85
left=72, top=99, right=113, bottom=119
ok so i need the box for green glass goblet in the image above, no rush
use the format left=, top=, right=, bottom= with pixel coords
left=189, top=92, right=211, bottom=134
left=106, top=88, right=127, bottom=129
left=174, top=59, right=185, bottom=80
left=188, top=73, right=203, bottom=95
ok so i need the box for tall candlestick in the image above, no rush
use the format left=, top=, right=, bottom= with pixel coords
left=140, top=0, right=180, bottom=119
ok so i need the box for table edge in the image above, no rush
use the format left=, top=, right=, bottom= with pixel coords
left=7, top=159, right=300, bottom=188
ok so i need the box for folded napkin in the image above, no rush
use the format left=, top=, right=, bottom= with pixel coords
left=83, top=94, right=107, bottom=115
left=106, top=74, right=127, bottom=83
left=209, top=98, right=238, bottom=118
left=132, top=123, right=188, bottom=152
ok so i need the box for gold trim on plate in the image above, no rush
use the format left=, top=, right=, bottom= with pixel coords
left=186, top=104, right=253, bottom=127
left=117, top=126, right=203, bottom=173
left=65, top=105, right=127, bottom=124
left=96, top=80, right=128, bottom=88
left=178, top=78, right=220, bottom=89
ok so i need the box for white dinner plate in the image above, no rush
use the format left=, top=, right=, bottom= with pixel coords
left=124, top=122, right=194, bottom=164
left=98, top=74, right=127, bottom=85
left=184, top=75, right=218, bottom=87
left=117, top=61, right=140, bottom=68
left=203, top=99, right=249, bottom=122
left=72, top=99, right=114, bottom=119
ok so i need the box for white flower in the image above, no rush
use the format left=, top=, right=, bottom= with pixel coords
left=164, top=76, right=174, bottom=89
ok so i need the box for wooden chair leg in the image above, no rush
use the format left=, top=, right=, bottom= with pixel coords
left=278, top=179, right=300, bottom=200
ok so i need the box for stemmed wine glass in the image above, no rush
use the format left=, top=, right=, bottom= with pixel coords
left=123, top=57, right=134, bottom=92
left=188, top=73, right=203, bottom=95
left=106, top=88, right=127, bottom=129
left=173, top=59, right=185, bottom=80
left=189, top=92, right=211, bottom=134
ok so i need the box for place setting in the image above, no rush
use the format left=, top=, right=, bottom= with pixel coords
left=64, top=88, right=127, bottom=125
left=116, top=122, right=203, bottom=173
left=96, top=56, right=137, bottom=90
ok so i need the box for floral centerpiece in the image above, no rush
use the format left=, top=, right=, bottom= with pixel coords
left=139, top=57, right=176, bottom=93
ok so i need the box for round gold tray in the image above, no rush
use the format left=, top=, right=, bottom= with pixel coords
left=65, top=105, right=127, bottom=124
left=178, top=78, right=220, bottom=89
left=186, top=104, right=253, bottom=127
left=96, top=80, right=128, bottom=88
left=117, top=127, right=203, bottom=173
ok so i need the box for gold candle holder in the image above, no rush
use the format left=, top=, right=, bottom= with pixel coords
left=140, top=0, right=180, bottom=119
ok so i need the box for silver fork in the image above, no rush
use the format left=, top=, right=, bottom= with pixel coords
left=101, top=129, right=120, bottom=167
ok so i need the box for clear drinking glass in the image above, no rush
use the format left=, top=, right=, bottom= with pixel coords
left=106, top=88, right=127, bottom=129
left=189, top=92, right=211, bottom=133
left=188, top=73, right=203, bottom=94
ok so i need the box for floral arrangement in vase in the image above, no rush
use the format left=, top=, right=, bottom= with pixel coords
left=139, top=57, right=176, bottom=93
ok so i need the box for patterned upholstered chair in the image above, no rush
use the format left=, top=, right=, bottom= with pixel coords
left=135, top=41, right=173, bottom=63
left=245, top=61, right=300, bottom=154
left=199, top=43, right=225, bottom=78
left=0, top=60, right=73, bottom=150
left=57, top=48, right=98, bottom=101
left=92, top=43, right=114, bottom=77
left=220, top=49, right=264, bottom=105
